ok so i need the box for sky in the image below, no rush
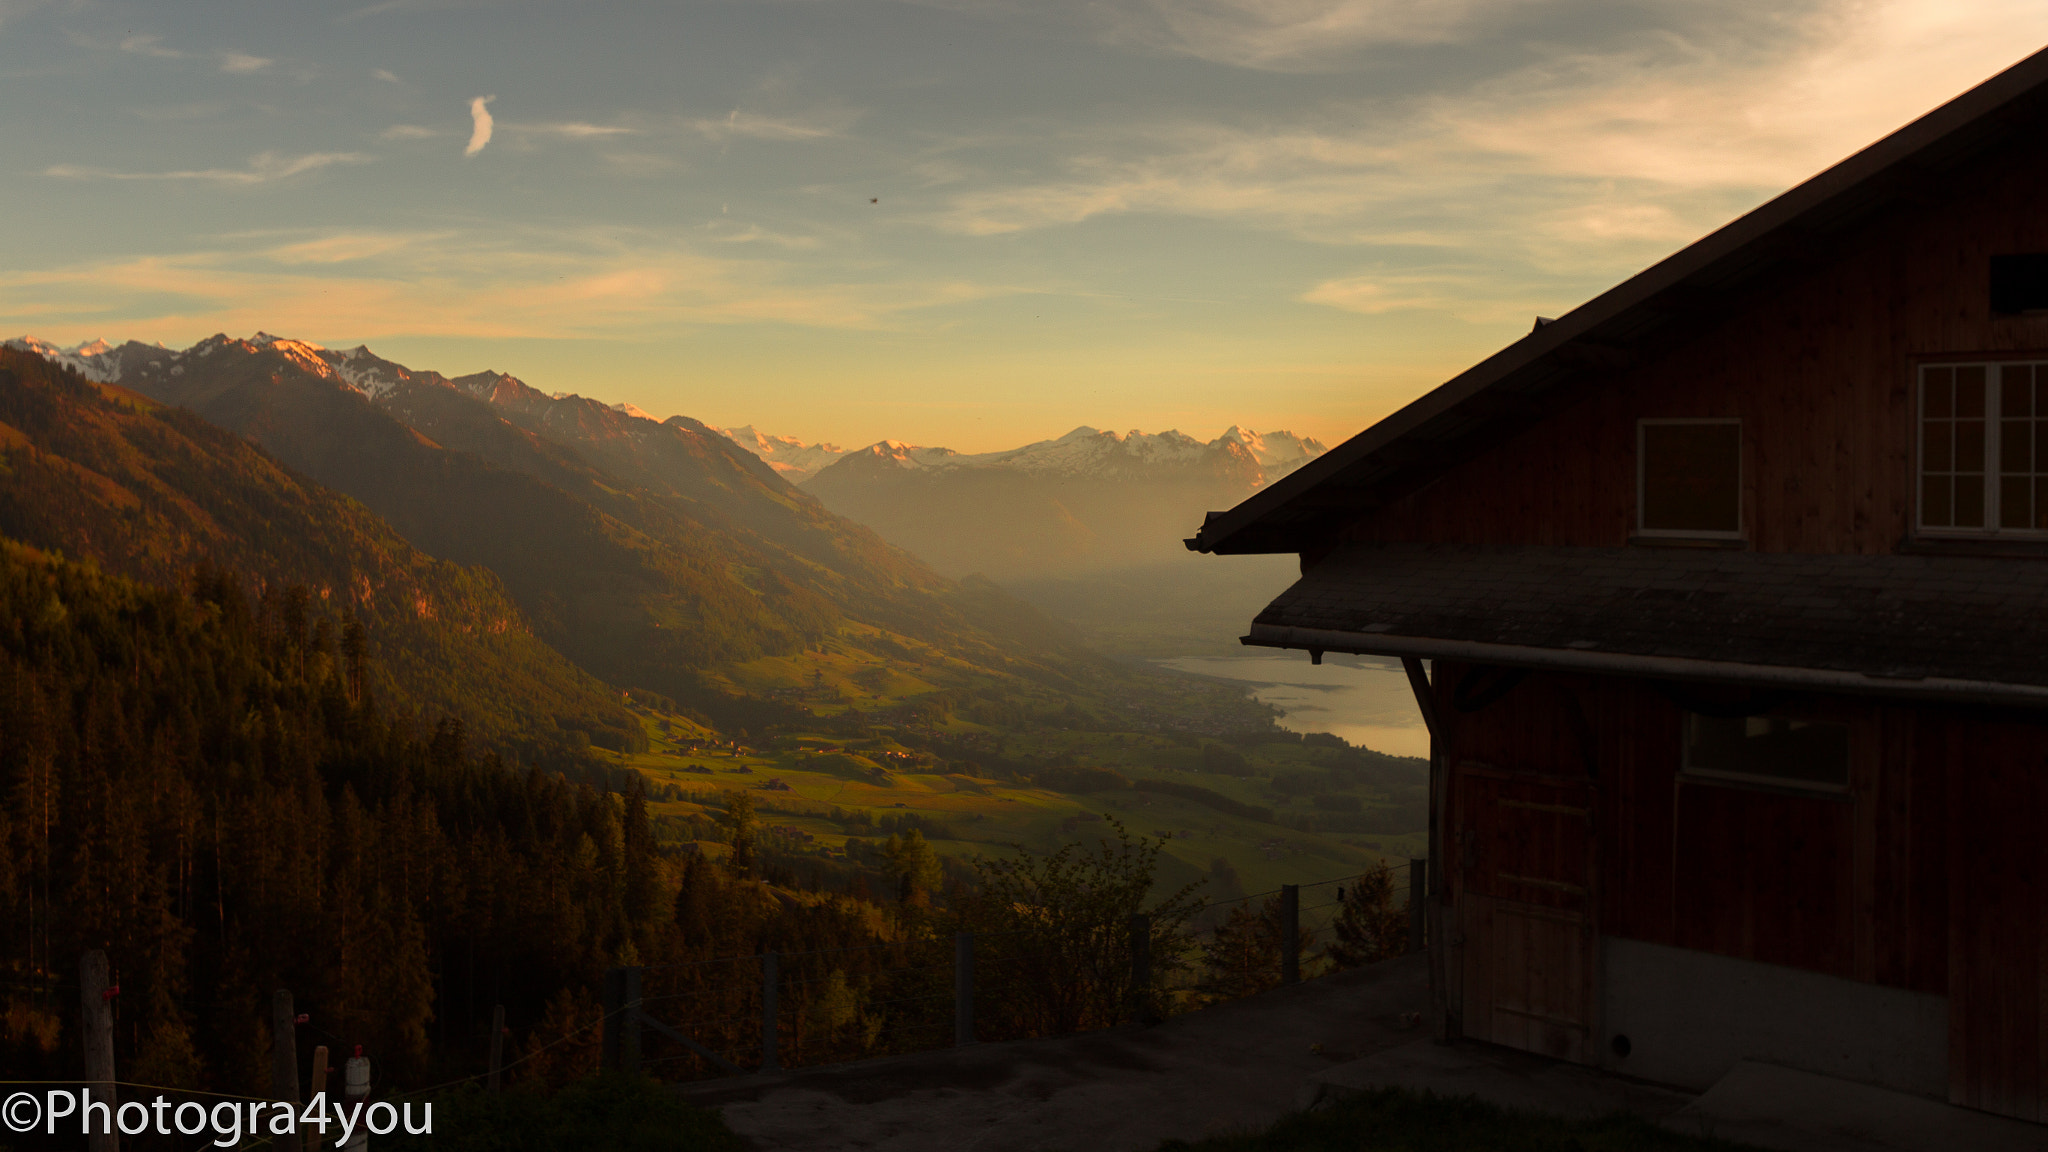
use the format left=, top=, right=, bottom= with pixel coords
left=2, top=1, right=2045, bottom=453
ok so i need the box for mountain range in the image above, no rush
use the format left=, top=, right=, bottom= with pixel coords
left=793, top=426, right=1326, bottom=580
left=0, top=344, right=643, bottom=760
left=714, top=423, right=1322, bottom=487
left=3, top=333, right=1226, bottom=741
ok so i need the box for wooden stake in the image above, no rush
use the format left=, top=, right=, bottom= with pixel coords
left=79, top=951, right=116, bottom=1152
left=488, top=1005, right=506, bottom=1091
left=272, top=990, right=302, bottom=1152
left=309, top=1045, right=329, bottom=1152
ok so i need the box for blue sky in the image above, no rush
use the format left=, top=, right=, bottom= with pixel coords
left=2, top=0, right=2043, bottom=451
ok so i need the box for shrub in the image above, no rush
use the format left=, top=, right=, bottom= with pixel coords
left=1034, top=764, right=1130, bottom=793
left=953, top=818, right=1202, bottom=1035
left=1133, top=779, right=1274, bottom=823
left=385, top=1073, right=744, bottom=1152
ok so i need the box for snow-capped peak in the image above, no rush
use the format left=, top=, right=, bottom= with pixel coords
left=5, top=336, right=128, bottom=383
left=610, top=401, right=662, bottom=422
left=713, top=425, right=848, bottom=481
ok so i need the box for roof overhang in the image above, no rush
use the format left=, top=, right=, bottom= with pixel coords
left=1245, top=623, right=2048, bottom=711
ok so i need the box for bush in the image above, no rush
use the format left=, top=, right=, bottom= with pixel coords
left=1153, top=1085, right=1761, bottom=1151
left=1134, top=779, right=1274, bottom=823
left=1034, top=764, right=1131, bottom=793
left=953, top=818, right=1202, bottom=1035
left=1269, top=769, right=1332, bottom=796
left=384, top=1074, right=744, bottom=1152
left=1201, top=744, right=1252, bottom=776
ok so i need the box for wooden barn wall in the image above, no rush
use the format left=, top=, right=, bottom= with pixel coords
left=1335, top=141, right=2048, bottom=553
left=1434, top=664, right=1948, bottom=996
left=1944, top=717, right=2048, bottom=1118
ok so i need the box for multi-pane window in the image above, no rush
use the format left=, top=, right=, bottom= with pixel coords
left=1919, top=362, right=2048, bottom=533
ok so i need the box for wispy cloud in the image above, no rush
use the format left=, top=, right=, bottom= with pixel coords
left=372, top=68, right=401, bottom=84
left=465, top=96, right=495, bottom=156
left=926, top=0, right=2048, bottom=326
left=45, top=152, right=371, bottom=186
left=381, top=124, right=438, bottom=140
left=117, top=34, right=183, bottom=59
left=0, top=228, right=1002, bottom=340
left=218, top=52, right=273, bottom=74
left=505, top=121, right=639, bottom=139
left=689, top=110, right=843, bottom=142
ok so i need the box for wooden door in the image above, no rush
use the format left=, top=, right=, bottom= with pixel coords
left=1454, top=763, right=1599, bottom=1063
left=1947, top=719, right=2048, bottom=1121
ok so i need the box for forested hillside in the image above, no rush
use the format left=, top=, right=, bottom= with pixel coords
left=106, top=335, right=1144, bottom=726
left=0, top=348, right=640, bottom=761
left=0, top=540, right=942, bottom=1095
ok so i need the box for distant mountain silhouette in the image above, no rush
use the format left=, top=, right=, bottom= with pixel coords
left=797, top=426, right=1326, bottom=580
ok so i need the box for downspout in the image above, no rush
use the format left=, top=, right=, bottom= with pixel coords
left=1401, top=657, right=1450, bottom=1042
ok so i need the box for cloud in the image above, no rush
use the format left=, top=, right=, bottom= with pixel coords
left=372, top=68, right=401, bottom=84
left=218, top=52, right=272, bottom=74
left=1090, top=0, right=1528, bottom=72
left=506, top=121, right=638, bottom=139
left=381, top=124, right=438, bottom=140
left=689, top=110, right=842, bottom=142
left=45, top=152, right=371, bottom=186
left=117, top=34, right=183, bottom=59
left=465, top=96, right=495, bottom=156
left=0, top=228, right=1004, bottom=342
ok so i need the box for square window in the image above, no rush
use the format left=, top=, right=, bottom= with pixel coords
left=1683, top=713, right=1850, bottom=792
left=1639, top=420, right=1740, bottom=535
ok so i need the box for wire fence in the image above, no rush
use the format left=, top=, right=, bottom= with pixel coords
left=613, top=859, right=1427, bottom=1085
left=5, top=862, right=1428, bottom=1121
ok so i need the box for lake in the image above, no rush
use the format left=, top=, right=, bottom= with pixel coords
left=1153, top=653, right=1430, bottom=759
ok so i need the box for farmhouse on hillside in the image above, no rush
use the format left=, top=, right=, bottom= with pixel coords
left=1190, top=46, right=2048, bottom=1124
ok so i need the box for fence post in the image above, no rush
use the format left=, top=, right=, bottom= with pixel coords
left=1408, top=858, right=1427, bottom=953
left=1128, top=913, right=1157, bottom=1024
left=761, top=951, right=780, bottom=1072
left=600, top=968, right=624, bottom=1071
left=953, top=932, right=975, bottom=1047
left=600, top=968, right=643, bottom=1074
left=1281, top=885, right=1301, bottom=984
left=309, top=1045, right=330, bottom=1152
left=487, top=1004, right=506, bottom=1091
left=272, top=989, right=303, bottom=1152
left=338, top=1050, right=369, bottom=1152
left=78, top=951, right=116, bottom=1152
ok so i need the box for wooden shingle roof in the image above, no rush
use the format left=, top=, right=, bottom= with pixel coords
left=1253, top=544, right=2048, bottom=703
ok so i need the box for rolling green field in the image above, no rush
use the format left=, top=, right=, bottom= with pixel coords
left=604, top=665, right=1429, bottom=904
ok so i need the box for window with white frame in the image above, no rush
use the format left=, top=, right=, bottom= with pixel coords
left=1638, top=419, right=1741, bottom=537
left=1919, top=361, right=2048, bottom=533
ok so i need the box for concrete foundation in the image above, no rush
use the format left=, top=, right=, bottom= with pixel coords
left=1598, top=936, right=1947, bottom=1097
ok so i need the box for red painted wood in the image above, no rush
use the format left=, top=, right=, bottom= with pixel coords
left=1333, top=144, right=2048, bottom=555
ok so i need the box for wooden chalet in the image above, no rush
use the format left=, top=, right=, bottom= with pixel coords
left=1189, top=47, right=2048, bottom=1123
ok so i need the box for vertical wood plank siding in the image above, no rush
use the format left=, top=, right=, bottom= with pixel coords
left=1438, top=663, right=1951, bottom=994
left=1334, top=145, right=2048, bottom=553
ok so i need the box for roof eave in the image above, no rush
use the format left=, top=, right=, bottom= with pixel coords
left=1245, top=623, right=2048, bottom=710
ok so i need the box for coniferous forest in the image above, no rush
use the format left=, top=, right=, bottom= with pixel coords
left=0, top=343, right=1420, bottom=1146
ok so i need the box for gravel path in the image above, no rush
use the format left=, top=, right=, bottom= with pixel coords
left=679, top=954, right=1430, bottom=1152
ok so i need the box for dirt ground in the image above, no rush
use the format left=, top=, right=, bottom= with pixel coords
left=679, top=954, right=1433, bottom=1152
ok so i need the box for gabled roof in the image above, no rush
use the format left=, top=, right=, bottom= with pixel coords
left=1251, top=544, right=2048, bottom=706
left=1188, top=44, right=2048, bottom=556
